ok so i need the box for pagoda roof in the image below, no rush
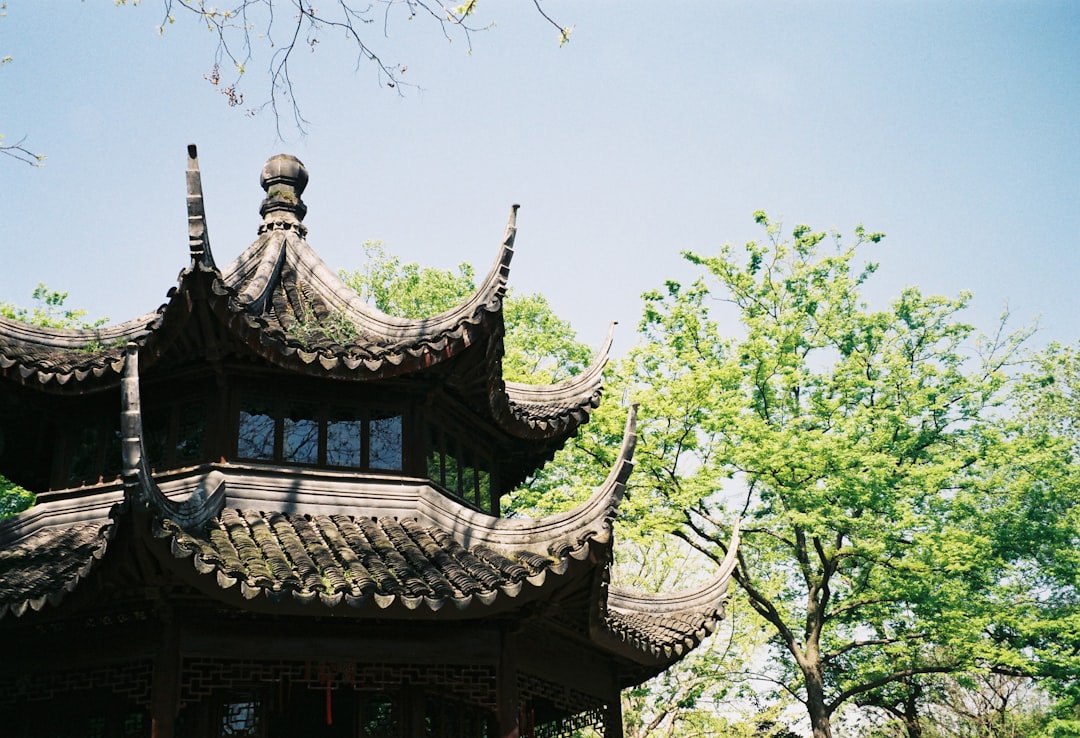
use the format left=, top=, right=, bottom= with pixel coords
left=0, top=146, right=605, bottom=445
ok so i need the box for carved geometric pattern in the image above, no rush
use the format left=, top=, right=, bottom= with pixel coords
left=533, top=708, right=605, bottom=738
left=180, top=658, right=496, bottom=710
left=517, top=672, right=607, bottom=737
left=517, top=672, right=602, bottom=717
left=0, top=661, right=153, bottom=707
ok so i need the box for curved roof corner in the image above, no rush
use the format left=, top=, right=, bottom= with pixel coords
left=597, top=523, right=741, bottom=666
left=494, top=322, right=614, bottom=440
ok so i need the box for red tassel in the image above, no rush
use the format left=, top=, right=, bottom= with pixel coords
left=326, top=678, right=333, bottom=726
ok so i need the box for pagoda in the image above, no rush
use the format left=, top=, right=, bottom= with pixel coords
left=0, top=147, right=737, bottom=738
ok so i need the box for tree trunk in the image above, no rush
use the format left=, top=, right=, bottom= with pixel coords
left=803, top=659, right=833, bottom=738
left=902, top=686, right=923, bottom=738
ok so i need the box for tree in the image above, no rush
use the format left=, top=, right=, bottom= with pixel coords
left=590, top=212, right=1056, bottom=738
left=0, top=475, right=33, bottom=521
left=340, top=240, right=592, bottom=385
left=0, top=283, right=107, bottom=330
left=994, top=341, right=1080, bottom=737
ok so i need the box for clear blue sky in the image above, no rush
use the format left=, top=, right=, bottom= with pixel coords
left=1, top=1, right=1077, bottom=352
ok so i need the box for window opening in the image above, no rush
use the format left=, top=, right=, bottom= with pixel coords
left=369, top=415, right=402, bottom=470
left=219, top=691, right=262, bottom=737
left=425, top=424, right=495, bottom=513
left=101, top=426, right=124, bottom=480
left=238, top=400, right=276, bottom=461
left=327, top=411, right=364, bottom=468
left=68, top=426, right=100, bottom=487
left=176, top=401, right=208, bottom=465
left=359, top=693, right=398, bottom=737
left=237, top=396, right=402, bottom=472
left=283, top=404, right=319, bottom=465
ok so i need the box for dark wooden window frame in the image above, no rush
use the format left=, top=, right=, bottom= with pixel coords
left=424, top=421, right=498, bottom=516
left=233, top=393, right=406, bottom=473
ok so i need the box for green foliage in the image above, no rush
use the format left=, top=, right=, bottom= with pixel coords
left=292, top=309, right=360, bottom=346
left=604, top=213, right=1062, bottom=737
left=341, top=241, right=477, bottom=319
left=340, top=240, right=593, bottom=386
left=502, top=293, right=592, bottom=384
left=0, top=282, right=106, bottom=329
left=0, top=474, right=34, bottom=519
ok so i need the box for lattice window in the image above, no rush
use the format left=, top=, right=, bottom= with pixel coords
left=533, top=709, right=605, bottom=738
left=517, top=673, right=608, bottom=738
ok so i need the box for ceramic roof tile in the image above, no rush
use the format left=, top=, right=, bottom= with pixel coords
left=0, top=519, right=114, bottom=618
left=161, top=509, right=557, bottom=612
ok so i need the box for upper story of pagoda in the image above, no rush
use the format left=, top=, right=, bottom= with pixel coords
left=0, top=146, right=609, bottom=516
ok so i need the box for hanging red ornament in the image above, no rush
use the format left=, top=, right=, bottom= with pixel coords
left=325, top=676, right=333, bottom=726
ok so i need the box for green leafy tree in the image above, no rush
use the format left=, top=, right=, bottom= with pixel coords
left=0, top=282, right=107, bottom=330
left=593, top=213, right=1056, bottom=738
left=999, top=341, right=1080, bottom=737
left=340, top=240, right=592, bottom=385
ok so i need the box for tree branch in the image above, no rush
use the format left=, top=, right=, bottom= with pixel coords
left=0, top=136, right=45, bottom=166
left=827, top=663, right=957, bottom=715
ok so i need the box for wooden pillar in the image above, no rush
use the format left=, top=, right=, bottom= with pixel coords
left=406, top=685, right=427, bottom=738
left=605, top=689, right=624, bottom=738
left=496, top=626, right=519, bottom=738
left=150, top=611, right=180, bottom=738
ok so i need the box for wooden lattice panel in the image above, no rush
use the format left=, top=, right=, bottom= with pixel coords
left=180, top=658, right=496, bottom=710
left=517, top=672, right=608, bottom=737
left=534, top=708, right=605, bottom=738
left=0, top=661, right=153, bottom=707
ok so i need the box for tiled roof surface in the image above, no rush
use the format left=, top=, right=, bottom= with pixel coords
left=216, top=225, right=509, bottom=378
left=0, top=313, right=155, bottom=388
left=604, top=607, right=722, bottom=661
left=0, top=518, right=114, bottom=618
left=160, top=509, right=557, bottom=611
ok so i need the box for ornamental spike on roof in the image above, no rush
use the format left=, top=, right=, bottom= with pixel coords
left=186, top=144, right=216, bottom=269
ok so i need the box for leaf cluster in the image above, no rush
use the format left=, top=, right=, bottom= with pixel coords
left=0, top=474, right=34, bottom=520
left=0, top=283, right=107, bottom=330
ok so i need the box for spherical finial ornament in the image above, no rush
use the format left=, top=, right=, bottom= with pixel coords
left=260, top=154, right=309, bottom=196
left=258, top=154, right=309, bottom=222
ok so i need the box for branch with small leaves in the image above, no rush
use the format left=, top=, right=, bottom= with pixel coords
left=149, top=0, right=570, bottom=137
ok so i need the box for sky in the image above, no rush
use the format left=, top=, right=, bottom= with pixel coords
left=1, top=1, right=1077, bottom=354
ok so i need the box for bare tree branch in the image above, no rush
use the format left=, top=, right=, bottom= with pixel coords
left=154, top=0, right=567, bottom=137
left=0, top=136, right=45, bottom=166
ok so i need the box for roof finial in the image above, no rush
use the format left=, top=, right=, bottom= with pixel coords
left=186, top=144, right=216, bottom=268
left=258, top=154, right=309, bottom=232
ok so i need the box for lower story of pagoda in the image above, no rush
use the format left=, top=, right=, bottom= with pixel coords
left=0, top=611, right=627, bottom=738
